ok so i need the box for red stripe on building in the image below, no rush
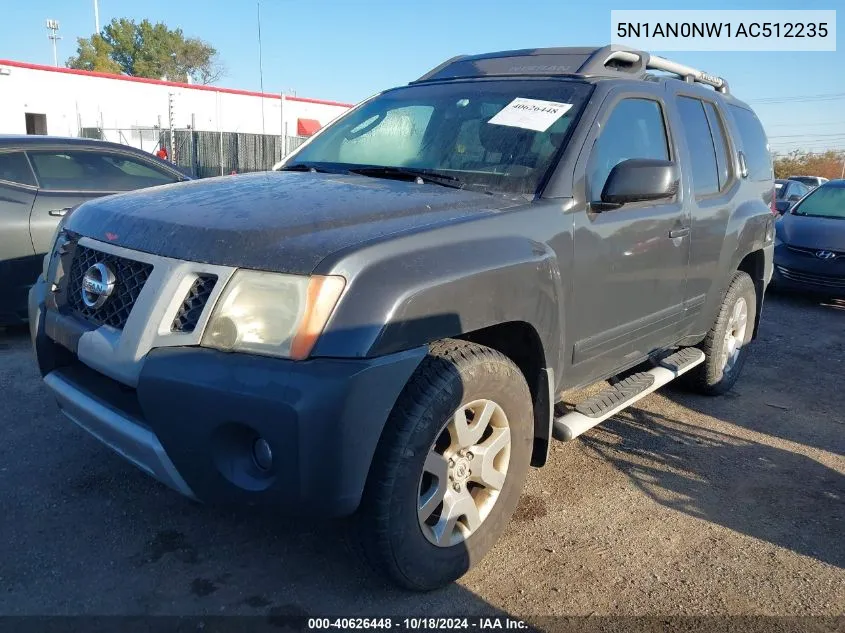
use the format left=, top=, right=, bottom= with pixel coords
left=0, top=59, right=355, bottom=109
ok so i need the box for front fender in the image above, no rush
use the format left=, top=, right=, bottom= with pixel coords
left=312, top=232, right=562, bottom=366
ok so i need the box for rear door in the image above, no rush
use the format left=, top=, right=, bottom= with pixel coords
left=27, top=148, right=182, bottom=255
left=670, top=92, right=737, bottom=333
left=0, top=150, right=40, bottom=321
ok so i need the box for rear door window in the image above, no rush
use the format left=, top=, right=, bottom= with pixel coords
left=703, top=102, right=732, bottom=190
left=677, top=97, right=719, bottom=197
left=728, top=105, right=773, bottom=182
left=0, top=151, right=37, bottom=187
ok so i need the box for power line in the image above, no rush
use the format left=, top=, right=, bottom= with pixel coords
left=766, top=121, right=845, bottom=128
left=749, top=92, right=845, bottom=104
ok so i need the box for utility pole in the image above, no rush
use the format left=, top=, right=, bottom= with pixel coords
left=93, top=0, right=100, bottom=33
left=257, top=0, right=266, bottom=136
left=46, top=20, right=61, bottom=67
left=168, top=93, right=176, bottom=163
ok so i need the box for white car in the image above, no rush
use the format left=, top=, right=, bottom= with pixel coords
left=788, top=175, right=829, bottom=189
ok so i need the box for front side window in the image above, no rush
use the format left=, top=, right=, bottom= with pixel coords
left=286, top=79, right=594, bottom=195
left=792, top=185, right=845, bottom=219
left=28, top=150, right=178, bottom=192
left=0, top=151, right=36, bottom=187
left=588, top=98, right=669, bottom=200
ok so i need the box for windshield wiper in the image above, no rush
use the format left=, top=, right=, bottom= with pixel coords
left=347, top=166, right=464, bottom=189
left=280, top=163, right=338, bottom=173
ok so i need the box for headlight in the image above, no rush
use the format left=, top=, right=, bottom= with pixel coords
left=201, top=270, right=345, bottom=360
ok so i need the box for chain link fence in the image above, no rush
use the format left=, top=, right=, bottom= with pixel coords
left=80, top=127, right=308, bottom=178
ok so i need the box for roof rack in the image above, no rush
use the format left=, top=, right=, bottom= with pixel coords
left=413, top=45, right=730, bottom=95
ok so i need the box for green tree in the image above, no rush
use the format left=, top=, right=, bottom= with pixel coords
left=65, top=34, right=122, bottom=74
left=67, top=18, right=224, bottom=84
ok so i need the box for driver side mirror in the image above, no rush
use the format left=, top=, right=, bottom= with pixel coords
left=596, top=158, right=679, bottom=211
left=774, top=200, right=792, bottom=215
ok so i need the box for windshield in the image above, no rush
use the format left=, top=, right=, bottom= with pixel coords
left=284, top=79, right=593, bottom=195
left=790, top=177, right=818, bottom=186
left=775, top=181, right=786, bottom=198
left=792, top=185, right=845, bottom=219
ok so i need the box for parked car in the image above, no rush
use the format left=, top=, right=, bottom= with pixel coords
left=773, top=180, right=845, bottom=296
left=29, top=45, right=774, bottom=590
left=0, top=135, right=189, bottom=324
left=774, top=178, right=811, bottom=214
left=788, top=175, right=829, bottom=189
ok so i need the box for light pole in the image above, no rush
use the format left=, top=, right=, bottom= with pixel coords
left=93, top=0, right=100, bottom=33
left=46, top=19, right=61, bottom=67
left=257, top=0, right=266, bottom=136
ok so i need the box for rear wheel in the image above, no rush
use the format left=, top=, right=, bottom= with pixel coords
left=357, top=339, right=533, bottom=590
left=686, top=271, right=757, bottom=395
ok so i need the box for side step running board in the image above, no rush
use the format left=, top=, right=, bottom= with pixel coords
left=552, top=348, right=705, bottom=442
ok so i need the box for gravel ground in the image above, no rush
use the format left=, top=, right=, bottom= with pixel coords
left=0, top=292, right=842, bottom=621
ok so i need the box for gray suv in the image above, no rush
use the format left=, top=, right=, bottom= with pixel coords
left=29, top=45, right=775, bottom=590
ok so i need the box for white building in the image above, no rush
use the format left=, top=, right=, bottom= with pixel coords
left=0, top=59, right=353, bottom=150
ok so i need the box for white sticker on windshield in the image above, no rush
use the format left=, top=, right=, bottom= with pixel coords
left=487, top=98, right=574, bottom=132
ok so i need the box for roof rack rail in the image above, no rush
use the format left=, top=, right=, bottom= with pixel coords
left=413, top=45, right=730, bottom=95
left=580, top=45, right=730, bottom=94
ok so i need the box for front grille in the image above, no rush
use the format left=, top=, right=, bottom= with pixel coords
left=171, top=274, right=217, bottom=332
left=786, top=245, right=843, bottom=260
left=776, top=266, right=845, bottom=288
left=66, top=246, right=154, bottom=329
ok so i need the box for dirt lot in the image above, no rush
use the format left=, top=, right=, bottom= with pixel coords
left=0, top=292, right=842, bottom=621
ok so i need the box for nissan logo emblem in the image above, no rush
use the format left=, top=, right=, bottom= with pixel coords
left=81, top=262, right=116, bottom=309
left=815, top=250, right=837, bottom=260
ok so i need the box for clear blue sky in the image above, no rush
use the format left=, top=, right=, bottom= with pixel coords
left=2, top=0, right=843, bottom=153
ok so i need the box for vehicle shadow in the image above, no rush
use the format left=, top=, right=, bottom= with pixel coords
left=580, top=406, right=844, bottom=570
left=666, top=291, right=845, bottom=457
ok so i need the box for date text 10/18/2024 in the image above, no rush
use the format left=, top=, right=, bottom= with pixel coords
left=307, top=617, right=530, bottom=630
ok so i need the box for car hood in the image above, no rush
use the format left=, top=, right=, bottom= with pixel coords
left=776, top=212, right=845, bottom=251
left=64, top=171, right=520, bottom=274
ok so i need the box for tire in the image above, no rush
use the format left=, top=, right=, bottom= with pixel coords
left=686, top=271, right=757, bottom=395
left=357, top=339, right=533, bottom=591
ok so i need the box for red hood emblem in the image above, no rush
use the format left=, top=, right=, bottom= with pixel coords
left=105, top=232, right=119, bottom=241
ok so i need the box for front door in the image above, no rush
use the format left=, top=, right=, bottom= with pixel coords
left=569, top=93, right=689, bottom=383
left=27, top=148, right=182, bottom=254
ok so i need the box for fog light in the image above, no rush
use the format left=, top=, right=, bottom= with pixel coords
left=252, top=437, right=273, bottom=471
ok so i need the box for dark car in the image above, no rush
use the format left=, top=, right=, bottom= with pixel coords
left=29, top=45, right=775, bottom=590
left=0, top=135, right=189, bottom=324
left=774, top=178, right=811, bottom=214
left=773, top=180, right=845, bottom=296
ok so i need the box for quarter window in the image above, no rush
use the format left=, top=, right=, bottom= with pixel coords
left=589, top=98, right=669, bottom=200
left=728, top=105, right=773, bottom=182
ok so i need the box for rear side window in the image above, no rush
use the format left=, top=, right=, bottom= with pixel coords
left=728, top=105, right=773, bottom=182
left=703, top=102, right=731, bottom=190
left=589, top=98, right=669, bottom=199
left=677, top=97, right=719, bottom=196
left=28, top=150, right=179, bottom=191
left=0, top=151, right=36, bottom=187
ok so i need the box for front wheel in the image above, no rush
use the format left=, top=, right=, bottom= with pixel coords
left=686, top=271, right=757, bottom=395
left=357, top=339, right=533, bottom=591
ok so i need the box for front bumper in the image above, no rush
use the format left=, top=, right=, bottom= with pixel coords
left=772, top=244, right=845, bottom=296
left=30, top=277, right=426, bottom=516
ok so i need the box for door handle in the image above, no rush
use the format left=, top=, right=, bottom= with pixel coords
left=48, top=207, right=72, bottom=217
left=669, top=227, right=690, bottom=239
